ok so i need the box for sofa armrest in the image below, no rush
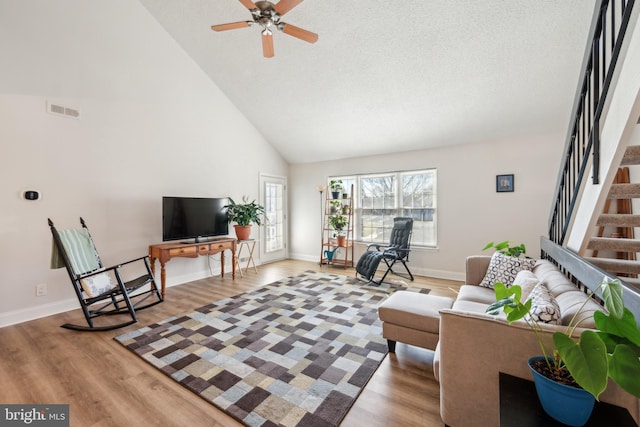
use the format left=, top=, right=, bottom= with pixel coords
left=465, top=255, right=492, bottom=286
left=437, top=309, right=639, bottom=427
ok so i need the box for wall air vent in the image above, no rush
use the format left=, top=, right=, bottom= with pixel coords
left=46, top=101, right=80, bottom=119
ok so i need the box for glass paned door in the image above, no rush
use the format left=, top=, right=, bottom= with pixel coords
left=260, top=174, right=286, bottom=263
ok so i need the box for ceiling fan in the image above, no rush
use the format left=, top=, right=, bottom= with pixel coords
left=211, top=0, right=318, bottom=58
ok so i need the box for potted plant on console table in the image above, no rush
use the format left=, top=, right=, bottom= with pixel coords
left=488, top=277, right=640, bottom=426
left=225, top=197, right=266, bottom=241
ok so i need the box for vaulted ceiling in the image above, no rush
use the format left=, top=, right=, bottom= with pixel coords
left=139, top=1, right=596, bottom=164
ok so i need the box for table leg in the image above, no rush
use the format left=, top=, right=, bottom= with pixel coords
left=150, top=256, right=156, bottom=278
left=247, top=241, right=257, bottom=273
left=235, top=243, right=245, bottom=278
left=159, top=261, right=167, bottom=299
left=221, top=251, right=225, bottom=278
left=231, top=245, right=236, bottom=279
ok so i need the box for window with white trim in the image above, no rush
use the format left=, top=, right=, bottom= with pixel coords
left=329, top=169, right=436, bottom=247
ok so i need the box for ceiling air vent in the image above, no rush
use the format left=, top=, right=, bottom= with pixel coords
left=47, top=101, right=80, bottom=119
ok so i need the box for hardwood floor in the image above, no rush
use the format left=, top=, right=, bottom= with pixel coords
left=0, top=260, right=462, bottom=427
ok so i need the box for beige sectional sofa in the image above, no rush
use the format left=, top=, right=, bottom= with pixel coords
left=434, top=255, right=640, bottom=427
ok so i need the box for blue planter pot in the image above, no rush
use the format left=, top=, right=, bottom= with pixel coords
left=528, top=356, right=595, bottom=427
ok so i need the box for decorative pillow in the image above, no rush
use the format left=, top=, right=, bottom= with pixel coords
left=80, top=272, right=116, bottom=298
left=479, top=252, right=536, bottom=289
left=511, top=269, right=540, bottom=302
left=527, top=282, right=561, bottom=325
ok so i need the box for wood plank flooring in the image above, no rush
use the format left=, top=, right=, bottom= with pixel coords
left=0, top=260, right=462, bottom=427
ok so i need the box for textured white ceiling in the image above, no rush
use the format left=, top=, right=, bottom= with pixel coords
left=139, top=0, right=596, bottom=164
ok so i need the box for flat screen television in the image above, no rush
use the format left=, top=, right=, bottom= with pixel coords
left=162, top=196, right=229, bottom=242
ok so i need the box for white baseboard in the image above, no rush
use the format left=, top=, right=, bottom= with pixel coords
left=288, top=253, right=465, bottom=282
left=289, top=252, right=320, bottom=263
left=0, top=265, right=229, bottom=329
left=0, top=298, right=79, bottom=328
left=411, top=267, right=465, bottom=282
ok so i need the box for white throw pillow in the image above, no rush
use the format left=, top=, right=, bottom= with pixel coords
left=479, top=252, right=536, bottom=289
left=527, top=282, right=561, bottom=325
left=80, top=272, right=116, bottom=298
left=511, top=269, right=540, bottom=302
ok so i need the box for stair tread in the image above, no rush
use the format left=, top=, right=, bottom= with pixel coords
left=588, top=237, right=640, bottom=251
left=608, top=183, right=640, bottom=198
left=621, top=145, right=640, bottom=166
left=597, top=213, right=640, bottom=226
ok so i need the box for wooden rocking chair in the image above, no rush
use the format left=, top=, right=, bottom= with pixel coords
left=49, top=217, right=163, bottom=331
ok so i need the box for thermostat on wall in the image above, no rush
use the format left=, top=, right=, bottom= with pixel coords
left=23, top=190, right=40, bottom=201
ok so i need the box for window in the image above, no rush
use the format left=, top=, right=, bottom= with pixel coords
left=329, top=169, right=436, bottom=247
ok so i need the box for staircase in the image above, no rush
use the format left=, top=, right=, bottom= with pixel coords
left=586, top=145, right=640, bottom=290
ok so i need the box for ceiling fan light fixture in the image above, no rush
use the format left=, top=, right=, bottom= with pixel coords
left=212, top=0, right=317, bottom=57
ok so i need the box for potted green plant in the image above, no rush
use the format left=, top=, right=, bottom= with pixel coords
left=328, top=214, right=347, bottom=246
left=225, top=196, right=266, bottom=241
left=483, top=240, right=527, bottom=257
left=329, top=199, right=341, bottom=214
left=487, top=278, right=640, bottom=426
left=329, top=179, right=343, bottom=199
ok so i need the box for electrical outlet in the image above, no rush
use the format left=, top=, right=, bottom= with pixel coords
left=36, top=283, right=47, bottom=297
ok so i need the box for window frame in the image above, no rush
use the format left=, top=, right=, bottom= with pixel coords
left=329, top=168, right=437, bottom=247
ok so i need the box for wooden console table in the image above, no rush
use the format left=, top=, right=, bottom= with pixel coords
left=149, top=238, right=236, bottom=298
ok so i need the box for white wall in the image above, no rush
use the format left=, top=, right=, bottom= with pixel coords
left=0, top=0, right=287, bottom=326
left=289, top=133, right=564, bottom=280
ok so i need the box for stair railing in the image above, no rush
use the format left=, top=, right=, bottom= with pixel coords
left=549, top=0, right=636, bottom=245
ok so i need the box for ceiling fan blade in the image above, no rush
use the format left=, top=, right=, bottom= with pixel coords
left=211, top=21, right=251, bottom=32
left=238, top=0, right=256, bottom=10
left=274, top=0, right=303, bottom=16
left=280, top=23, right=318, bottom=43
left=262, top=33, right=274, bottom=58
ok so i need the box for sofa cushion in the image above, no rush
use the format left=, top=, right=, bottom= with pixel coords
left=378, top=292, right=454, bottom=333
left=452, top=299, right=493, bottom=314
left=527, top=282, right=561, bottom=324
left=532, top=260, right=580, bottom=297
left=555, top=291, right=603, bottom=329
left=457, top=284, right=496, bottom=305
left=479, top=252, right=536, bottom=289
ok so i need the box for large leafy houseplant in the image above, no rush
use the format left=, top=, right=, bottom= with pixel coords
left=226, top=197, right=265, bottom=227
left=487, top=278, right=640, bottom=401
left=225, top=197, right=266, bottom=240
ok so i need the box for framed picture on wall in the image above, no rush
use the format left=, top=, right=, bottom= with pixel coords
left=496, top=174, right=514, bottom=192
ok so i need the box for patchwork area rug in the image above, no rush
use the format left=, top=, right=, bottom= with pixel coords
left=115, top=271, right=429, bottom=427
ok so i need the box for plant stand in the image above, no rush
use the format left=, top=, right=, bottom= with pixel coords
left=320, top=184, right=354, bottom=268
left=234, top=239, right=257, bottom=278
